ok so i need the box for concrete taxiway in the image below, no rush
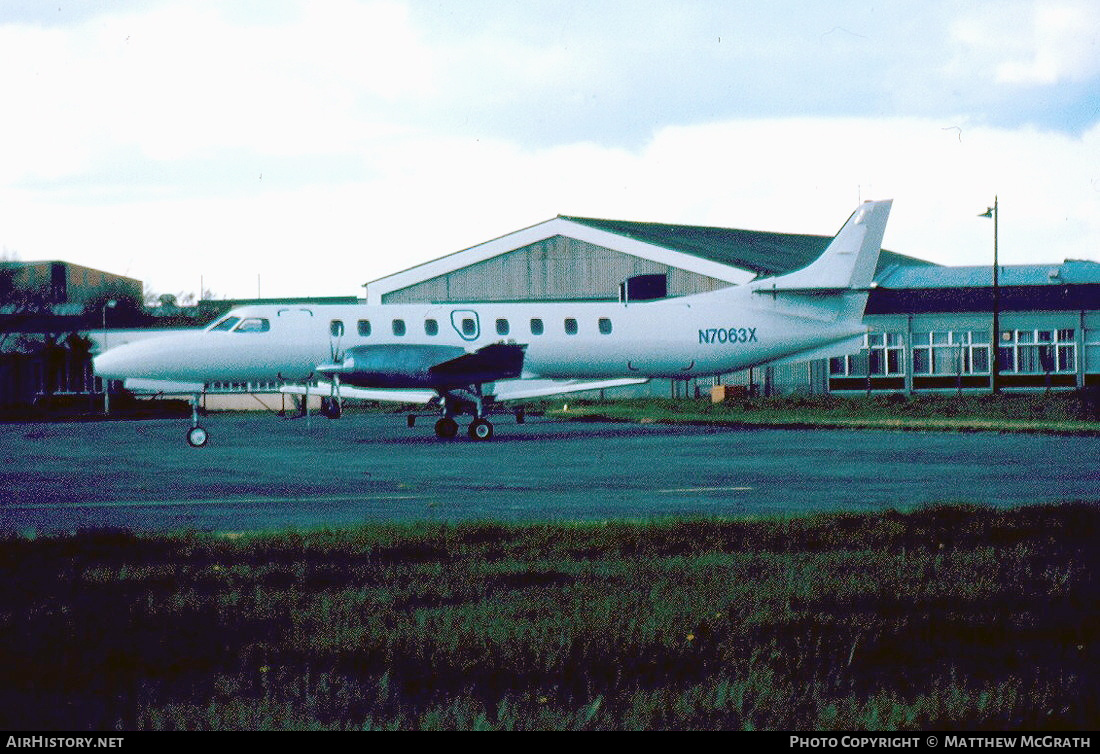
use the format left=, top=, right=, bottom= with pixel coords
left=2, top=412, right=1098, bottom=533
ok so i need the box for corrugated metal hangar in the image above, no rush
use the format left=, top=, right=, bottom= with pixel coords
left=365, top=214, right=1100, bottom=396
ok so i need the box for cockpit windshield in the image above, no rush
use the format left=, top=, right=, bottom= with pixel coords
left=208, top=316, right=240, bottom=332
left=233, top=318, right=271, bottom=333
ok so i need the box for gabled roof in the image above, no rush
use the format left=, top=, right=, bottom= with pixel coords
left=561, top=216, right=932, bottom=276
left=365, top=213, right=936, bottom=304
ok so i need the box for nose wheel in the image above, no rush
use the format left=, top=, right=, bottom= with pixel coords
left=185, top=392, right=209, bottom=447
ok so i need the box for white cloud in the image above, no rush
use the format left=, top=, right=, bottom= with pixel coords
left=0, top=0, right=431, bottom=180
left=948, top=0, right=1100, bottom=87
left=997, top=2, right=1100, bottom=85
left=7, top=115, right=1095, bottom=300
left=1, top=1, right=1097, bottom=299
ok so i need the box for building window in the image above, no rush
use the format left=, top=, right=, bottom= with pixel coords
left=496, top=318, right=510, bottom=336
left=424, top=319, right=438, bottom=336
left=831, top=332, right=906, bottom=376
left=330, top=320, right=344, bottom=337
left=598, top=318, right=613, bottom=335
left=462, top=318, right=477, bottom=337
left=998, top=329, right=1075, bottom=374
left=530, top=318, right=544, bottom=335
left=392, top=319, right=406, bottom=336
left=358, top=319, right=371, bottom=336
left=1085, top=330, right=1100, bottom=373
left=911, top=331, right=989, bottom=375
left=564, top=318, right=578, bottom=335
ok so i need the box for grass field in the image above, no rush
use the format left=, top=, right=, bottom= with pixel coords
left=550, top=392, right=1100, bottom=434
left=1, top=503, right=1097, bottom=730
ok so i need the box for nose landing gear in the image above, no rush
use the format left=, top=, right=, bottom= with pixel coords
left=187, top=393, right=208, bottom=447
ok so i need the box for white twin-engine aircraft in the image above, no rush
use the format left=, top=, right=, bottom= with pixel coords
left=94, top=199, right=892, bottom=446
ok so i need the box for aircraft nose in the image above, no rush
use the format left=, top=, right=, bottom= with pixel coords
left=93, top=344, right=135, bottom=379
left=93, top=337, right=174, bottom=379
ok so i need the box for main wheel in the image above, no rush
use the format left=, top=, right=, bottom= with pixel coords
left=187, top=426, right=209, bottom=447
left=468, top=419, right=494, bottom=441
left=434, top=417, right=459, bottom=439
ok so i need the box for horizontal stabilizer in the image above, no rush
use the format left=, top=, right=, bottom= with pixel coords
left=753, top=286, right=874, bottom=296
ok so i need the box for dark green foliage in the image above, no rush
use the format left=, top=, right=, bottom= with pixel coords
left=553, top=393, right=1100, bottom=430
left=1, top=505, right=1097, bottom=730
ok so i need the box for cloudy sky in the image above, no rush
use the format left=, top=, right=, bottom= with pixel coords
left=2, top=0, right=1098, bottom=300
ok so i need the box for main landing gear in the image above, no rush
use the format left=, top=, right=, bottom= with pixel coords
left=430, top=415, right=494, bottom=441
left=416, top=388, right=498, bottom=441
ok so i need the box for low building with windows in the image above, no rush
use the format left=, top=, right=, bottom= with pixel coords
left=830, top=260, right=1100, bottom=393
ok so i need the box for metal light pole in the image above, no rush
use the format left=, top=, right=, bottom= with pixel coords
left=979, top=198, right=999, bottom=393
left=101, top=299, right=117, bottom=414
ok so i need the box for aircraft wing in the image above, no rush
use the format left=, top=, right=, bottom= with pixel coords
left=123, top=378, right=206, bottom=394
left=280, top=384, right=437, bottom=404
left=489, top=378, right=649, bottom=401
left=280, top=377, right=649, bottom=405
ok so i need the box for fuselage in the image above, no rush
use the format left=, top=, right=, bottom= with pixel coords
left=93, top=285, right=864, bottom=388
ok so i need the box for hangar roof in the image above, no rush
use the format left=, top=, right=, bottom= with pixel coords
left=364, top=213, right=936, bottom=304
left=560, top=216, right=932, bottom=276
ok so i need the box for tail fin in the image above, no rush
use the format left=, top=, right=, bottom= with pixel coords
left=749, top=199, right=892, bottom=321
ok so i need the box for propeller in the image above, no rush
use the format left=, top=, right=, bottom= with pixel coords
left=328, top=373, right=342, bottom=419
left=322, top=325, right=345, bottom=419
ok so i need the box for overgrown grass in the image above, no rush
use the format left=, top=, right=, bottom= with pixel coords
left=1, top=504, right=1098, bottom=730
left=551, top=392, right=1100, bottom=432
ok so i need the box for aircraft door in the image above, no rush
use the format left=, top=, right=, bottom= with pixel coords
left=450, top=310, right=480, bottom=342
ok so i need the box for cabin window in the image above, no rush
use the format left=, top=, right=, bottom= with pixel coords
left=392, top=319, right=406, bottom=336
left=496, top=318, right=510, bottom=336
left=330, top=320, right=344, bottom=337
left=234, top=318, right=270, bottom=333
left=357, top=320, right=371, bottom=336
left=530, top=318, right=544, bottom=335
left=209, top=316, right=239, bottom=332
left=564, top=318, right=578, bottom=335
left=425, top=319, right=439, bottom=336
left=598, top=318, right=613, bottom=335
left=462, top=318, right=477, bottom=337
